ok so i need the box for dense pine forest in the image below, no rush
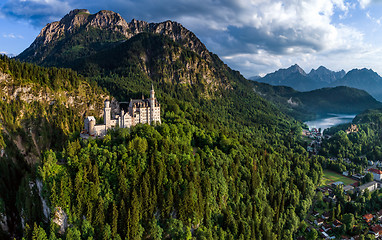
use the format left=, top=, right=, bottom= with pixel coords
left=0, top=55, right=106, bottom=239
left=4, top=8, right=382, bottom=240
left=28, top=94, right=322, bottom=240
left=0, top=53, right=324, bottom=240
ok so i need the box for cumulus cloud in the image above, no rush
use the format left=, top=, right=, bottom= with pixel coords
left=359, top=0, right=372, bottom=8
left=1, top=0, right=72, bottom=26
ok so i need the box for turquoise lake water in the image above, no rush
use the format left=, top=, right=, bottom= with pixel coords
left=304, top=114, right=356, bottom=131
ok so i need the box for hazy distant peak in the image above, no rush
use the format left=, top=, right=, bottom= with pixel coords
left=307, top=65, right=345, bottom=84
left=289, top=64, right=307, bottom=75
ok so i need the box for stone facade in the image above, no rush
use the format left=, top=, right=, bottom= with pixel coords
left=83, top=85, right=161, bottom=137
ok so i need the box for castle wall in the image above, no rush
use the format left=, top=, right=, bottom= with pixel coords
left=94, top=125, right=106, bottom=136
left=152, top=107, right=161, bottom=123
left=110, top=119, right=117, bottom=128
left=83, top=87, right=161, bottom=138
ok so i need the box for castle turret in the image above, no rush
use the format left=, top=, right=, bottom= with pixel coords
left=150, top=84, right=155, bottom=124
left=89, top=119, right=95, bottom=136
left=120, top=109, right=124, bottom=128
left=150, top=84, right=155, bottom=100
left=104, top=99, right=111, bottom=128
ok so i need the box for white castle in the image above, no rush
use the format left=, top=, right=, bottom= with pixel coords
left=83, top=85, right=161, bottom=137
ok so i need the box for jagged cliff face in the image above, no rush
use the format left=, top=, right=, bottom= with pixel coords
left=17, top=9, right=208, bottom=65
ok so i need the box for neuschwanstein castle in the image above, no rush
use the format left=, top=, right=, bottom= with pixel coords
left=83, top=85, right=161, bottom=137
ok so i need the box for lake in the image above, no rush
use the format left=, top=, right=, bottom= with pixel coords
left=304, top=114, right=356, bottom=131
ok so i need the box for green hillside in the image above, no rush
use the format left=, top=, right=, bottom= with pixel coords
left=0, top=55, right=107, bottom=238
left=65, top=32, right=292, bottom=133
left=2, top=53, right=324, bottom=240
left=251, top=81, right=382, bottom=120
left=10, top=10, right=325, bottom=240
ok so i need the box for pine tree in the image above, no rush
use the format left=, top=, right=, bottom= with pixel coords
left=129, top=189, right=141, bottom=240
left=112, top=202, right=118, bottom=238
left=118, top=199, right=127, bottom=237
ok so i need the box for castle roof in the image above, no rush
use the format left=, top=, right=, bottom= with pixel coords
left=86, top=116, right=96, bottom=121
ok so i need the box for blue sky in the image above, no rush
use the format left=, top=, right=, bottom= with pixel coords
left=1, top=0, right=382, bottom=77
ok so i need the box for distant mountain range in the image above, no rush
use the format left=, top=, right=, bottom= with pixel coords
left=252, top=64, right=382, bottom=101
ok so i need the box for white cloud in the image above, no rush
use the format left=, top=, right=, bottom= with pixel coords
left=1, top=0, right=72, bottom=25
left=2, top=33, right=23, bottom=39
left=359, top=0, right=372, bottom=8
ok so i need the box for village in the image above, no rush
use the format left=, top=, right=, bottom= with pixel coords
left=298, top=124, right=382, bottom=239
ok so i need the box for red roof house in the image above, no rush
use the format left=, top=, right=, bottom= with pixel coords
left=369, top=168, right=382, bottom=181
left=332, top=219, right=343, bottom=228
left=370, top=224, right=382, bottom=237
left=363, top=213, right=374, bottom=223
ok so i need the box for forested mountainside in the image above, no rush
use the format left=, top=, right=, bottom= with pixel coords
left=0, top=55, right=107, bottom=238
left=0, top=56, right=325, bottom=240
left=69, top=32, right=290, bottom=131
left=7, top=9, right=327, bottom=240
left=252, top=81, right=382, bottom=120
left=18, top=8, right=292, bottom=132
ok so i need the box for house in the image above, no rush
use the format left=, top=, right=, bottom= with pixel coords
left=312, top=210, right=320, bottom=217
left=322, top=223, right=332, bottom=232
left=332, top=219, right=343, bottom=228
left=363, top=213, right=374, bottom=223
left=332, top=181, right=344, bottom=187
left=343, top=171, right=349, bottom=176
left=376, top=209, right=382, bottom=220
left=343, top=185, right=354, bottom=193
left=322, top=212, right=331, bottom=220
left=321, top=231, right=330, bottom=239
left=346, top=124, right=358, bottom=134
left=315, top=218, right=324, bottom=226
left=328, top=193, right=337, bottom=202
left=370, top=224, right=382, bottom=238
left=358, top=181, right=379, bottom=194
left=352, top=174, right=365, bottom=181
left=368, top=168, right=382, bottom=181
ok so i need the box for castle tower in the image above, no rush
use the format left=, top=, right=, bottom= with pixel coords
left=120, top=109, right=125, bottom=128
left=150, top=84, right=155, bottom=124
left=104, top=99, right=111, bottom=128
left=89, top=119, right=95, bottom=136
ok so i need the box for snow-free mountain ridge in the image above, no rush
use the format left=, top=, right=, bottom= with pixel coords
left=254, top=64, right=382, bottom=101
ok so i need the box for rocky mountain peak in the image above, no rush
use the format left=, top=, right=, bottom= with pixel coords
left=61, top=9, right=90, bottom=22
left=308, top=66, right=340, bottom=83
left=18, top=9, right=209, bottom=64
left=289, top=64, right=307, bottom=75
left=344, top=68, right=381, bottom=80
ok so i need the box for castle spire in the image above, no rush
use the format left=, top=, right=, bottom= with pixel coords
left=150, top=84, right=155, bottom=100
